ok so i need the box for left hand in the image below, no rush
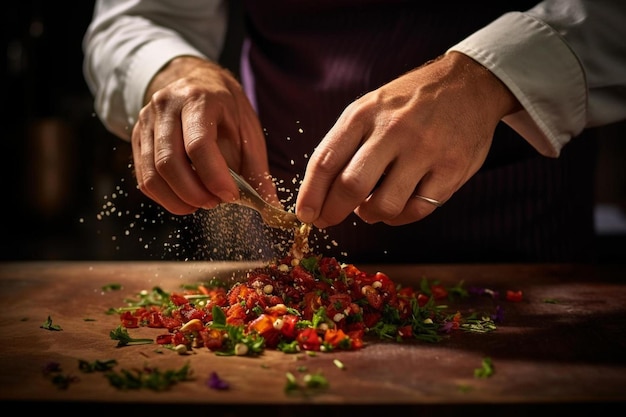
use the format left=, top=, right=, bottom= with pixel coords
left=295, top=52, right=521, bottom=228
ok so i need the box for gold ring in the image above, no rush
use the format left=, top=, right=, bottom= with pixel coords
left=414, top=194, right=443, bottom=207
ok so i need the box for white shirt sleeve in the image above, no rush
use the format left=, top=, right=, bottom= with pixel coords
left=448, top=0, right=626, bottom=157
left=82, top=0, right=228, bottom=140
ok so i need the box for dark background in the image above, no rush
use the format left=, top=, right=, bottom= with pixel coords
left=2, top=1, right=625, bottom=262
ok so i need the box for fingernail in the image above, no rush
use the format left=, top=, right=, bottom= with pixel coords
left=297, top=207, right=316, bottom=224
left=217, top=191, right=237, bottom=203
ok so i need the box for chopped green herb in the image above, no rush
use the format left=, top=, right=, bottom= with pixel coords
left=285, top=372, right=299, bottom=392
left=50, top=373, right=79, bottom=389
left=78, top=359, right=118, bottom=373
left=40, top=315, right=62, bottom=331
left=109, top=325, right=153, bottom=347
left=303, top=372, right=329, bottom=389
left=461, top=315, right=497, bottom=333
left=474, top=357, right=495, bottom=378
left=105, top=362, right=192, bottom=391
left=458, top=384, right=473, bottom=393
left=284, top=371, right=329, bottom=395
left=102, top=283, right=122, bottom=291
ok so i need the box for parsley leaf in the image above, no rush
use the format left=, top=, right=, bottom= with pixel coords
left=109, top=325, right=153, bottom=347
left=474, top=357, right=495, bottom=378
left=40, top=315, right=62, bottom=331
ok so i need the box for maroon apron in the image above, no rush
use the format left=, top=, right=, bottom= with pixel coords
left=236, top=0, right=597, bottom=263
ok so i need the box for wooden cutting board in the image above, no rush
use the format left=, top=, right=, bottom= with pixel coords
left=0, top=261, right=624, bottom=414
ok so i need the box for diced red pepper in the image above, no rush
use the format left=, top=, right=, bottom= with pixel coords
left=279, top=314, right=299, bottom=339
left=296, top=328, right=322, bottom=351
left=506, top=290, right=523, bottom=302
left=430, top=284, right=448, bottom=300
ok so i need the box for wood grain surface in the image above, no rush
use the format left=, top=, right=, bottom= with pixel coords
left=0, top=261, right=624, bottom=415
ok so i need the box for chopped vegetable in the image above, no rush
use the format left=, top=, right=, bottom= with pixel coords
left=102, top=283, right=122, bottom=292
left=333, top=359, right=345, bottom=370
left=284, top=371, right=329, bottom=394
left=104, top=362, right=192, bottom=391
left=41, top=362, right=78, bottom=389
left=505, top=290, right=523, bottom=302
left=109, top=325, right=153, bottom=347
left=474, top=357, right=495, bottom=378
left=40, top=315, right=62, bottom=331
left=110, top=252, right=499, bottom=358
left=78, top=359, right=117, bottom=373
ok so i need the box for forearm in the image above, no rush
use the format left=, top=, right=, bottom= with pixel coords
left=448, top=0, right=626, bottom=157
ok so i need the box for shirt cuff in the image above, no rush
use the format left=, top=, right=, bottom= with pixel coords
left=447, top=12, right=586, bottom=157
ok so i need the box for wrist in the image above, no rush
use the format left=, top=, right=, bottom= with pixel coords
left=144, top=56, right=213, bottom=105
left=446, top=51, right=522, bottom=119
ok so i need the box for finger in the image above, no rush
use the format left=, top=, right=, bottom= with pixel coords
left=131, top=109, right=197, bottom=215
left=353, top=164, right=422, bottom=224
left=380, top=174, right=450, bottom=226
left=181, top=98, right=240, bottom=204
left=152, top=100, right=224, bottom=210
left=296, top=111, right=369, bottom=226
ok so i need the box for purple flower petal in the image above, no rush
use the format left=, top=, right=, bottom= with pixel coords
left=440, top=321, right=455, bottom=333
left=207, top=371, right=230, bottom=390
left=42, top=361, right=62, bottom=375
left=491, top=305, right=504, bottom=323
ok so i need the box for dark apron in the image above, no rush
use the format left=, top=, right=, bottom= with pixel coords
left=234, top=0, right=597, bottom=263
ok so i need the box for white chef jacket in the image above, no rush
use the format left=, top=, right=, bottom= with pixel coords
left=83, top=0, right=626, bottom=157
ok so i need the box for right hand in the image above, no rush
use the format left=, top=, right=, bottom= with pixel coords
left=131, top=56, right=278, bottom=215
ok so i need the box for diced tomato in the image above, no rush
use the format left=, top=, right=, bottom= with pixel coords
left=301, top=292, right=322, bottom=320
left=291, top=265, right=317, bottom=291
left=156, top=334, right=173, bottom=345
left=326, top=293, right=351, bottom=323
left=170, top=293, right=189, bottom=306
left=506, top=290, right=523, bottom=302
left=397, top=325, right=413, bottom=339
left=145, top=310, right=165, bottom=328
left=171, top=331, right=188, bottom=347
left=430, top=284, right=448, bottom=300
left=361, top=285, right=383, bottom=310
left=373, top=272, right=397, bottom=297
left=199, top=328, right=224, bottom=351
left=120, top=311, right=139, bottom=328
left=349, top=336, right=364, bottom=350
left=225, top=303, right=246, bottom=326
left=362, top=311, right=382, bottom=328
left=417, top=293, right=430, bottom=307
left=279, top=314, right=299, bottom=339
left=296, top=328, right=322, bottom=351
left=318, top=256, right=342, bottom=280
left=160, top=315, right=183, bottom=331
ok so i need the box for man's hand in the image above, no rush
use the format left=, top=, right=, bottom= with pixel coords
left=296, top=52, right=521, bottom=228
left=131, top=56, right=277, bottom=215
